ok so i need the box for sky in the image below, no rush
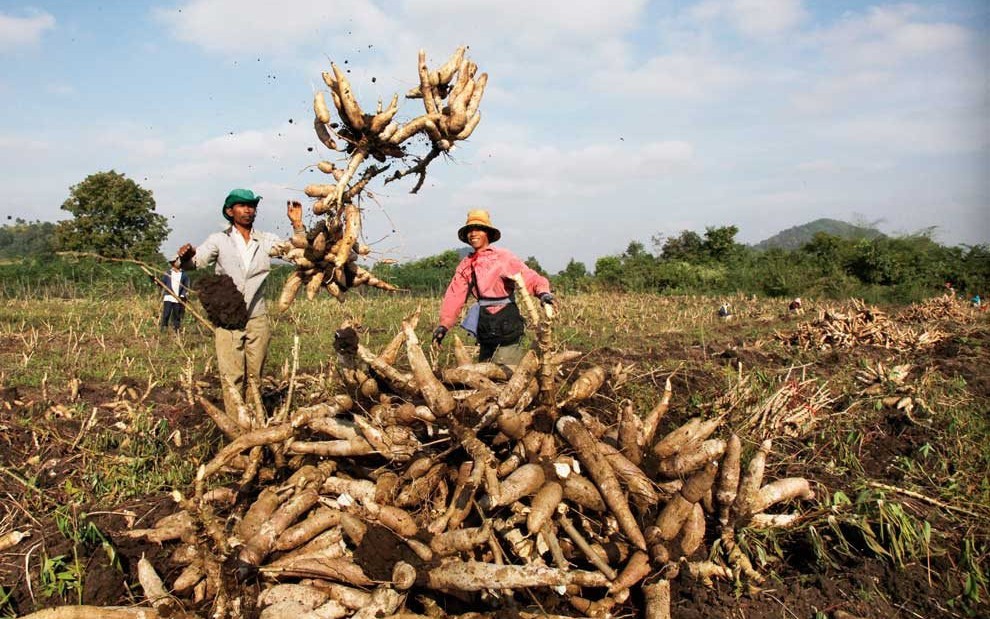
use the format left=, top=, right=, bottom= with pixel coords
left=1, top=0, right=987, bottom=273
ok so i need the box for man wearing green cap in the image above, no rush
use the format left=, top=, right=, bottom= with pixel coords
left=178, top=189, right=303, bottom=415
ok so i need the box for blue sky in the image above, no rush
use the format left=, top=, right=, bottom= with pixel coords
left=1, top=0, right=987, bottom=272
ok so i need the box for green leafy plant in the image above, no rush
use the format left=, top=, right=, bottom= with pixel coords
left=0, top=585, right=15, bottom=619
left=38, top=553, right=82, bottom=601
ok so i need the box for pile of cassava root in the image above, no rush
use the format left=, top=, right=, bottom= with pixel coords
left=776, top=298, right=944, bottom=351
left=22, top=284, right=824, bottom=619
left=272, top=46, right=487, bottom=309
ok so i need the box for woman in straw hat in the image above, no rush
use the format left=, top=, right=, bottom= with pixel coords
left=432, top=209, right=554, bottom=364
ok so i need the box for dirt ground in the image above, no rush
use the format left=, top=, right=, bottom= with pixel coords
left=1, top=310, right=988, bottom=618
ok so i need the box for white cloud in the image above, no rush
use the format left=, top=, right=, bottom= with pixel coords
left=790, top=70, right=893, bottom=114
left=794, top=159, right=895, bottom=174
left=397, top=0, right=645, bottom=46
left=817, top=4, right=969, bottom=67
left=0, top=9, right=55, bottom=51
left=155, top=0, right=399, bottom=57
left=827, top=111, right=988, bottom=156
left=0, top=133, right=52, bottom=155
left=688, top=0, right=806, bottom=37
left=595, top=52, right=747, bottom=98
left=458, top=139, right=695, bottom=199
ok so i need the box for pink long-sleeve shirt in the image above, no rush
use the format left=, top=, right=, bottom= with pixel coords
left=439, top=246, right=551, bottom=330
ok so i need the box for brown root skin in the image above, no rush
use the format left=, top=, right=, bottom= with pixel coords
left=275, top=506, right=342, bottom=551
left=197, top=396, right=243, bottom=440
left=653, top=414, right=723, bottom=459
left=610, top=550, right=652, bottom=594
left=429, top=523, right=492, bottom=557
left=239, top=489, right=320, bottom=566
left=527, top=481, right=563, bottom=535
left=716, top=433, right=742, bottom=524
left=497, top=350, right=539, bottom=408
left=682, top=559, right=733, bottom=587
left=314, top=91, right=331, bottom=124
left=654, top=494, right=694, bottom=541
left=260, top=557, right=374, bottom=587
left=750, top=477, right=815, bottom=514
left=369, top=94, right=399, bottom=134
left=258, top=583, right=331, bottom=610
left=199, top=424, right=295, bottom=482
left=561, top=365, right=606, bottom=408
left=427, top=560, right=609, bottom=591
left=403, top=320, right=456, bottom=416
left=678, top=503, right=706, bottom=557
left=596, top=441, right=660, bottom=508
left=642, top=376, right=673, bottom=448
left=558, top=511, right=617, bottom=580
left=655, top=438, right=727, bottom=477
left=16, top=608, right=180, bottom=619
left=331, top=62, right=366, bottom=131
left=452, top=332, right=473, bottom=366
left=557, top=416, right=647, bottom=550
left=617, top=399, right=643, bottom=464
left=732, top=438, right=772, bottom=519
left=314, top=118, right=338, bottom=150
left=237, top=487, right=281, bottom=541
left=137, top=556, right=170, bottom=611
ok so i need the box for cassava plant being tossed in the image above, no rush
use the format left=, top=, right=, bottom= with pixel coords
left=275, top=46, right=489, bottom=310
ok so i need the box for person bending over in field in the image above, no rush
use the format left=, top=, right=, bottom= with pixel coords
left=432, top=209, right=553, bottom=365
left=178, top=189, right=304, bottom=415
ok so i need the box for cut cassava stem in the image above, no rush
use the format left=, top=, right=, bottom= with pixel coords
left=558, top=510, right=617, bottom=580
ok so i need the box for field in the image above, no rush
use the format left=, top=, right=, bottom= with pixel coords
left=0, top=291, right=988, bottom=618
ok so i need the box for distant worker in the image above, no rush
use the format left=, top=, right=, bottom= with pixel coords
left=945, top=281, right=955, bottom=296
left=178, top=189, right=304, bottom=415
left=972, top=294, right=982, bottom=308
left=788, top=297, right=803, bottom=314
left=432, top=209, right=553, bottom=364
left=158, top=257, right=190, bottom=333
left=718, top=302, right=732, bottom=320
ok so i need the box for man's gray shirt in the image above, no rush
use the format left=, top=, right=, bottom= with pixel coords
left=192, top=227, right=283, bottom=319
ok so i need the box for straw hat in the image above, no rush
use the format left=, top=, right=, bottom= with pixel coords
left=457, top=209, right=501, bottom=244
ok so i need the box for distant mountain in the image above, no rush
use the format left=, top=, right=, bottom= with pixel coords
left=753, top=218, right=885, bottom=251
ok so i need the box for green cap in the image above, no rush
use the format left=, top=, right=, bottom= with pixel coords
left=222, top=188, right=262, bottom=221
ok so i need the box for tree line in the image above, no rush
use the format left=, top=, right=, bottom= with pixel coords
left=3, top=171, right=987, bottom=304
left=374, top=225, right=989, bottom=305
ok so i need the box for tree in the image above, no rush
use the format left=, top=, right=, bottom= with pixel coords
left=371, top=249, right=462, bottom=293
left=0, top=218, right=56, bottom=258
left=524, top=256, right=548, bottom=276
left=702, top=225, right=742, bottom=263
left=659, top=230, right=704, bottom=262
left=54, top=171, right=170, bottom=259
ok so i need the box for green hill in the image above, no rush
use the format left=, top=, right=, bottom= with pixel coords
left=753, top=218, right=885, bottom=251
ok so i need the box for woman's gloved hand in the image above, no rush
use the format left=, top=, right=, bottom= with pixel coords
left=432, top=326, right=448, bottom=347
left=539, top=292, right=555, bottom=305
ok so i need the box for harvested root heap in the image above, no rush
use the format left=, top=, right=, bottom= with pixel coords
left=898, top=292, right=976, bottom=323
left=777, top=298, right=944, bottom=351
left=91, top=286, right=825, bottom=619
left=273, top=46, right=487, bottom=310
